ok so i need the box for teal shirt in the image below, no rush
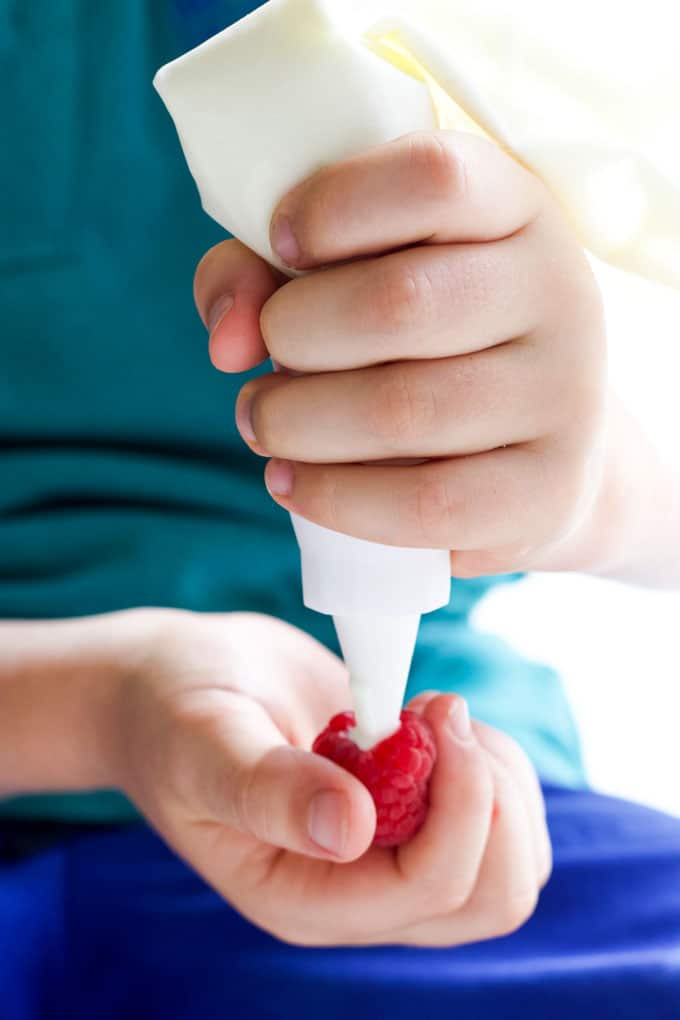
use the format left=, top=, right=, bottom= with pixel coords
left=0, top=1, right=585, bottom=822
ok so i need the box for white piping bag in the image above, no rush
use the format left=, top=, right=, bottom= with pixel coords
left=154, top=0, right=679, bottom=749
left=154, top=0, right=455, bottom=750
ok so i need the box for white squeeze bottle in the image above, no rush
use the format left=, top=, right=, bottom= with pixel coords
left=154, top=0, right=679, bottom=749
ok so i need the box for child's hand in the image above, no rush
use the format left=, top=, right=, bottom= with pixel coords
left=118, top=610, right=550, bottom=946
left=196, top=130, right=614, bottom=578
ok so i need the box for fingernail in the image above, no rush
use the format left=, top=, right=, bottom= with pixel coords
left=446, top=698, right=472, bottom=742
left=265, top=459, right=294, bottom=498
left=271, top=214, right=301, bottom=266
left=307, top=790, right=348, bottom=856
left=207, top=293, right=234, bottom=335
left=235, top=395, right=257, bottom=443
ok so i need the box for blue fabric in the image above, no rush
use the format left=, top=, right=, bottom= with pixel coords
left=2, top=786, right=680, bottom=1019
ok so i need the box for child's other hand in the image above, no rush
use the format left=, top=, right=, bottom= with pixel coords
left=117, top=611, right=550, bottom=946
left=196, top=131, right=613, bottom=578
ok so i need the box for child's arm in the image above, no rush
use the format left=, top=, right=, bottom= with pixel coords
left=0, top=611, right=372, bottom=856
left=0, top=612, right=140, bottom=797
left=196, top=130, right=679, bottom=591
left=0, top=609, right=548, bottom=946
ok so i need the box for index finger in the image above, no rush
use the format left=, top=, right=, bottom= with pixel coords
left=194, top=238, right=286, bottom=373
left=270, top=130, right=546, bottom=270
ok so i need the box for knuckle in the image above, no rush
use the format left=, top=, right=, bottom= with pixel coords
left=365, top=261, right=434, bottom=340
left=369, top=366, right=438, bottom=448
left=405, top=472, right=460, bottom=547
left=406, top=132, right=467, bottom=202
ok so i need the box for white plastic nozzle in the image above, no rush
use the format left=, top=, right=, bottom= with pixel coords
left=334, top=613, right=421, bottom=749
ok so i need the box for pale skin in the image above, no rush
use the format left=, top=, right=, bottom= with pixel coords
left=3, top=129, right=679, bottom=948
left=197, top=130, right=680, bottom=587
left=0, top=610, right=550, bottom=947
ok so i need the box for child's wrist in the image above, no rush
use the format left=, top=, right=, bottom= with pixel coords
left=87, top=607, right=190, bottom=792
left=0, top=608, right=186, bottom=797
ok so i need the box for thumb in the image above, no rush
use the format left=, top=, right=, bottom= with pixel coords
left=194, top=238, right=287, bottom=373
left=190, top=692, right=376, bottom=861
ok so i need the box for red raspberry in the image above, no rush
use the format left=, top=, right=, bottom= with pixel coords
left=313, top=709, right=436, bottom=848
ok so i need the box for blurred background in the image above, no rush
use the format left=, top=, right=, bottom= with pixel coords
left=476, top=258, right=680, bottom=817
